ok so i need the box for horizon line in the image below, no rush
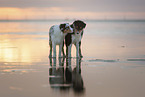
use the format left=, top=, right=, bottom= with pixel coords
left=0, top=19, right=145, bottom=22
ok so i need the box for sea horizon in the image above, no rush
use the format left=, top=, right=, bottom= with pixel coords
left=1, top=18, right=145, bottom=22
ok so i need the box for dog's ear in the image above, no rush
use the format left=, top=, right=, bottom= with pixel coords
left=82, top=22, right=86, bottom=29
left=73, top=20, right=86, bottom=30
left=73, top=20, right=79, bottom=26
left=59, top=24, right=66, bottom=31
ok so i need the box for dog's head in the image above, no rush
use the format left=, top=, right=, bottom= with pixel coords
left=73, top=20, right=86, bottom=34
left=59, top=23, right=73, bottom=33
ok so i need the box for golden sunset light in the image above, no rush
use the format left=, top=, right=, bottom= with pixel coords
left=0, top=7, right=145, bottom=20
left=1, top=0, right=145, bottom=97
left=0, top=37, right=48, bottom=63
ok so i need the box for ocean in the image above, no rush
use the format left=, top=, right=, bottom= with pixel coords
left=0, top=20, right=145, bottom=97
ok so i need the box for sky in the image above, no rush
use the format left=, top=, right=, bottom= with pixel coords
left=0, top=0, right=145, bottom=20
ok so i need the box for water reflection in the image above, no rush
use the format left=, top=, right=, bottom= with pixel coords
left=49, top=57, right=85, bottom=94
left=0, top=38, right=48, bottom=63
left=68, top=58, right=84, bottom=92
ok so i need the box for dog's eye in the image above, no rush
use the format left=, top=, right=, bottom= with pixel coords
left=65, top=27, right=69, bottom=30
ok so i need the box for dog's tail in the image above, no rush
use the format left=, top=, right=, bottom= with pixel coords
left=49, top=26, right=54, bottom=44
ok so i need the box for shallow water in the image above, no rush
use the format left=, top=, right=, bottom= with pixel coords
left=0, top=20, right=145, bottom=97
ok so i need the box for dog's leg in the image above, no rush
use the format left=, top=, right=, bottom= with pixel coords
left=49, top=37, right=52, bottom=58
left=67, top=44, right=72, bottom=58
left=66, top=46, right=68, bottom=58
left=59, top=43, right=63, bottom=58
left=62, top=41, right=66, bottom=57
left=75, top=43, right=80, bottom=58
left=79, top=41, right=83, bottom=58
left=52, top=43, right=56, bottom=58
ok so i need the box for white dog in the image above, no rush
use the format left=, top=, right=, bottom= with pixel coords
left=49, top=23, right=73, bottom=58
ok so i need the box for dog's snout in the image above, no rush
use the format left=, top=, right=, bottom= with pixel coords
left=76, top=31, right=79, bottom=34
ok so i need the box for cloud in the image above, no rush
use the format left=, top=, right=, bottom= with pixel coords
left=0, top=7, right=97, bottom=19
left=0, top=0, right=145, bottom=20
left=0, top=0, right=145, bottom=12
left=1, top=7, right=145, bottom=20
left=0, top=0, right=72, bottom=8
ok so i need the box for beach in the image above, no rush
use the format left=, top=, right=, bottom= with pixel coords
left=0, top=20, right=145, bottom=97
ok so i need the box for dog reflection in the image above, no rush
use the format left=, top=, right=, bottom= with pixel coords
left=49, top=58, right=84, bottom=93
left=66, top=58, right=84, bottom=92
left=73, top=58, right=84, bottom=92
left=49, top=57, right=66, bottom=88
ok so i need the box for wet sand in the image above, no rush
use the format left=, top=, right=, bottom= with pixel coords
left=0, top=20, right=145, bottom=97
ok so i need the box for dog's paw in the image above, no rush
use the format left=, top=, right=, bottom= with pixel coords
left=66, top=56, right=72, bottom=59
left=76, top=56, right=80, bottom=59
left=80, top=55, right=83, bottom=58
left=59, top=56, right=64, bottom=58
left=49, top=55, right=52, bottom=58
left=52, top=56, right=56, bottom=58
left=62, top=54, right=66, bottom=58
left=63, top=55, right=66, bottom=58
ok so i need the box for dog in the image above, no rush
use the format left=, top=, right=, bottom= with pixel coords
left=49, top=23, right=73, bottom=58
left=65, top=20, right=86, bottom=58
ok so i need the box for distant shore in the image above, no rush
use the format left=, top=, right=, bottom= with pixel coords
left=0, top=19, right=145, bottom=22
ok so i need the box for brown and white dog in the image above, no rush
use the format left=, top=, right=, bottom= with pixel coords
left=49, top=23, right=73, bottom=58
left=65, top=20, right=86, bottom=58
